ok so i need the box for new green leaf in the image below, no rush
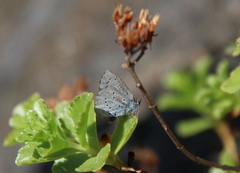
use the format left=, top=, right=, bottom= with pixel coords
left=4, top=93, right=40, bottom=146
left=111, top=115, right=138, bottom=155
left=59, top=93, right=100, bottom=153
left=176, top=117, right=215, bottom=137
left=75, top=143, right=111, bottom=172
left=233, top=37, right=240, bottom=57
left=52, top=154, right=91, bottom=173
left=15, top=99, right=78, bottom=165
left=221, top=66, right=240, bottom=94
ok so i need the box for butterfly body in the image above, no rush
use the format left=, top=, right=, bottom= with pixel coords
left=95, top=70, right=140, bottom=120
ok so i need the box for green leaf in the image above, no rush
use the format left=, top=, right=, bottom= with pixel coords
left=162, top=70, right=194, bottom=93
left=206, top=75, right=221, bottom=88
left=4, top=93, right=40, bottom=146
left=52, top=154, right=91, bottom=173
left=4, top=129, right=24, bottom=147
left=219, top=150, right=237, bottom=167
left=233, top=37, right=240, bottom=57
left=16, top=142, right=80, bottom=166
left=221, top=66, right=240, bottom=94
left=111, top=115, right=138, bottom=155
left=195, top=88, right=235, bottom=120
left=158, top=94, right=196, bottom=110
left=75, top=143, right=111, bottom=172
left=211, top=99, right=234, bottom=120
left=59, top=93, right=100, bottom=153
left=16, top=99, right=60, bottom=143
left=224, top=43, right=236, bottom=56
left=16, top=142, right=50, bottom=166
left=158, top=56, right=214, bottom=113
left=193, top=56, right=212, bottom=84
left=176, top=117, right=215, bottom=137
left=15, top=99, right=80, bottom=165
left=36, top=137, right=79, bottom=159
left=209, top=150, right=237, bottom=173
left=216, top=59, right=229, bottom=80
left=54, top=101, right=71, bottom=118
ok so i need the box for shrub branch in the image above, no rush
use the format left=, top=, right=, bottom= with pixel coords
left=123, top=50, right=240, bottom=172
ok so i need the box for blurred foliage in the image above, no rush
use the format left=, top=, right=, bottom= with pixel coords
left=158, top=56, right=240, bottom=137
left=225, top=36, right=240, bottom=57
left=222, top=36, right=240, bottom=94
left=209, top=150, right=237, bottom=173
left=158, top=37, right=240, bottom=171
left=233, top=37, right=240, bottom=57
left=221, top=66, right=240, bottom=94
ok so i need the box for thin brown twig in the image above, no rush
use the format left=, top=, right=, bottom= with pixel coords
left=123, top=50, right=240, bottom=172
left=133, top=44, right=148, bottom=64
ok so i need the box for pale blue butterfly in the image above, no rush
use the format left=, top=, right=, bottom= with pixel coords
left=95, top=70, right=140, bottom=121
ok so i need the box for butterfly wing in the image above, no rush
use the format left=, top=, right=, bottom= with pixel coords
left=98, top=70, right=134, bottom=101
left=95, top=70, right=139, bottom=118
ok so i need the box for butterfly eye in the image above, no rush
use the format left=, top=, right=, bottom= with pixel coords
left=109, top=117, right=117, bottom=122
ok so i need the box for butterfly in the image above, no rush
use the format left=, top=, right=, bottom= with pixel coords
left=95, top=70, right=140, bottom=121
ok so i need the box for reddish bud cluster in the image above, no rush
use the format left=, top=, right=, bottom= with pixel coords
left=113, top=3, right=160, bottom=54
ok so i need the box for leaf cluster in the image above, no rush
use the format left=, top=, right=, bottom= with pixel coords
left=158, top=56, right=240, bottom=137
left=4, top=93, right=138, bottom=172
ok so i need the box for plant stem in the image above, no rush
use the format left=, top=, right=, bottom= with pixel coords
left=215, top=122, right=239, bottom=163
left=123, top=53, right=240, bottom=172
